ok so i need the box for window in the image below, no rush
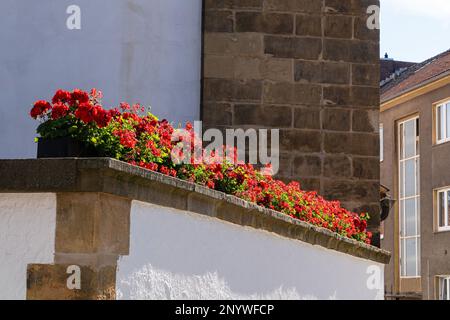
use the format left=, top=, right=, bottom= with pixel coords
left=438, top=277, right=450, bottom=300
left=436, top=100, right=450, bottom=144
left=398, top=117, right=420, bottom=278
left=436, top=188, right=450, bottom=231
left=380, top=124, right=384, bottom=162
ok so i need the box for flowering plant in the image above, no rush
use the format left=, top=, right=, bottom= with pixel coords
left=31, top=89, right=372, bottom=244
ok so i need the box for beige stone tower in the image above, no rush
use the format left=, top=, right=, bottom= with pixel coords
left=202, top=0, right=381, bottom=245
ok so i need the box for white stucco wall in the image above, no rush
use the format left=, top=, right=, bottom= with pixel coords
left=0, top=0, right=202, bottom=158
left=0, top=193, right=57, bottom=300
left=117, top=201, right=385, bottom=300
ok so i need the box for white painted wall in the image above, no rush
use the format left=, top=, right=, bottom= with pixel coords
left=117, top=201, right=385, bottom=300
left=0, top=193, right=56, bottom=300
left=0, top=0, right=202, bottom=158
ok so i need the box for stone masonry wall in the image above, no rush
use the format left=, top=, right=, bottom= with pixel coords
left=202, top=0, right=381, bottom=245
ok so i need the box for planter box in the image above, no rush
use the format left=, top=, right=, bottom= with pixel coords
left=37, top=137, right=99, bottom=158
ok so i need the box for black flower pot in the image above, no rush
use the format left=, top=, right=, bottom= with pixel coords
left=37, top=137, right=99, bottom=158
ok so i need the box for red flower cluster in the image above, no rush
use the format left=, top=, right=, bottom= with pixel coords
left=30, top=100, right=51, bottom=119
left=113, top=129, right=137, bottom=149
left=31, top=88, right=372, bottom=244
left=74, top=103, right=112, bottom=127
left=30, top=88, right=114, bottom=129
left=51, top=103, right=70, bottom=120
left=52, top=89, right=72, bottom=104
left=237, top=175, right=371, bottom=241
left=71, top=89, right=90, bottom=104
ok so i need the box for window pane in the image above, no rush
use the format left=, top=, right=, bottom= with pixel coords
left=416, top=159, right=420, bottom=195
left=417, top=238, right=421, bottom=275
left=404, top=120, right=415, bottom=158
left=380, top=125, right=384, bottom=162
left=400, top=162, right=404, bottom=198
left=447, top=104, right=450, bottom=139
left=417, top=198, right=421, bottom=234
left=400, top=200, right=405, bottom=237
left=442, top=278, right=449, bottom=300
left=405, top=199, right=416, bottom=237
left=406, top=238, right=417, bottom=276
left=447, top=279, right=450, bottom=300
left=447, top=191, right=450, bottom=227
left=405, top=159, right=416, bottom=197
left=401, top=239, right=406, bottom=276
left=439, top=192, right=446, bottom=227
left=416, top=118, right=420, bottom=155
left=400, top=123, right=404, bottom=159
left=438, top=105, right=445, bottom=141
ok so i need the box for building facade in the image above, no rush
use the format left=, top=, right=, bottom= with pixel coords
left=380, top=50, right=450, bottom=299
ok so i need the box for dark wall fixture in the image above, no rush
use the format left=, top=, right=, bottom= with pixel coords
left=380, top=185, right=395, bottom=221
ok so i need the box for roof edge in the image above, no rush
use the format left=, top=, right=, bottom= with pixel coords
left=380, top=49, right=450, bottom=96
left=381, top=72, right=450, bottom=111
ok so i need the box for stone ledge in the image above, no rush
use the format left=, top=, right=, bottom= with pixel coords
left=0, top=158, right=390, bottom=264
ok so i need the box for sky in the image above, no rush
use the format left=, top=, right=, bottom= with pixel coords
left=380, top=0, right=450, bottom=63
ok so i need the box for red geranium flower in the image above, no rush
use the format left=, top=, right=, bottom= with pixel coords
left=51, top=102, right=70, bottom=120
left=74, top=102, right=94, bottom=123
left=108, top=108, right=121, bottom=119
left=30, top=100, right=51, bottom=119
left=92, top=105, right=111, bottom=128
left=159, top=166, right=169, bottom=175
left=113, top=129, right=137, bottom=149
left=52, top=89, right=71, bottom=104
left=71, top=89, right=89, bottom=104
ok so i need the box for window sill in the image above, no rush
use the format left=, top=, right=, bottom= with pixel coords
left=434, top=228, right=450, bottom=233
left=434, top=139, right=450, bottom=147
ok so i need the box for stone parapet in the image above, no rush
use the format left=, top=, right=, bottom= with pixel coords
left=0, top=158, right=390, bottom=265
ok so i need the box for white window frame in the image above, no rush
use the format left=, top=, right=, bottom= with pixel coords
left=436, top=188, right=450, bottom=232
left=398, top=116, right=421, bottom=279
left=436, top=100, right=450, bottom=145
left=438, top=276, right=450, bottom=300
left=380, top=123, right=384, bottom=162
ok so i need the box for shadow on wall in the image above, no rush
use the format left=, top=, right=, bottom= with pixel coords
left=117, top=264, right=335, bottom=300
left=116, top=201, right=384, bottom=300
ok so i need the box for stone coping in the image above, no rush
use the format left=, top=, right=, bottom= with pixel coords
left=0, top=158, right=390, bottom=264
